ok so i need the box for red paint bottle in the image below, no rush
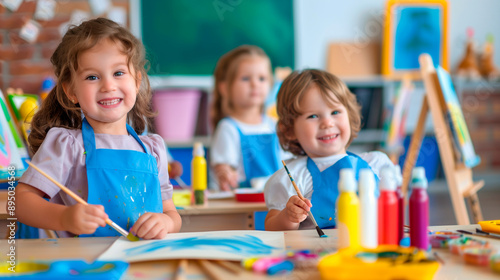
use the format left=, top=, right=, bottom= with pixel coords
left=409, top=167, right=429, bottom=250
left=378, top=167, right=399, bottom=245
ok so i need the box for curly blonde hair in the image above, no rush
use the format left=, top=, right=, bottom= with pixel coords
left=28, top=18, right=154, bottom=154
left=211, top=45, right=272, bottom=129
left=276, top=69, right=361, bottom=156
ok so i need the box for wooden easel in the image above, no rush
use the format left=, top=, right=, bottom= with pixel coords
left=401, top=53, right=484, bottom=225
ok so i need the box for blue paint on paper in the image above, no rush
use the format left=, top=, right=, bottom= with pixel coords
left=124, top=235, right=278, bottom=256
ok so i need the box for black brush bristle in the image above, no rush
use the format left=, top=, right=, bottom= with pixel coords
left=316, top=226, right=327, bottom=238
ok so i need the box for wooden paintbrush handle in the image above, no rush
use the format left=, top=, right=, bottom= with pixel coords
left=26, top=161, right=88, bottom=205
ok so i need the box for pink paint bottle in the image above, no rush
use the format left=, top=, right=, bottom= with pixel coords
left=378, top=167, right=399, bottom=245
left=409, top=167, right=429, bottom=250
left=395, top=165, right=404, bottom=244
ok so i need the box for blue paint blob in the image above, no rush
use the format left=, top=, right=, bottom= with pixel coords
left=320, top=235, right=328, bottom=238
left=124, top=235, right=278, bottom=257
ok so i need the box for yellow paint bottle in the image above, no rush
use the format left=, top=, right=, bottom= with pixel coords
left=191, top=142, right=207, bottom=205
left=336, top=168, right=360, bottom=250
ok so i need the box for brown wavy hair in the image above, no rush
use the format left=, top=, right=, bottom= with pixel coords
left=211, top=45, right=272, bottom=129
left=28, top=18, right=154, bottom=154
left=276, top=69, right=361, bottom=156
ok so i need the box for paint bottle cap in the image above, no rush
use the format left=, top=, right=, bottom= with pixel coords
left=394, top=165, right=403, bottom=186
left=379, top=167, right=396, bottom=191
left=339, top=168, right=356, bottom=192
left=358, top=169, right=375, bottom=196
left=193, top=142, right=205, bottom=157
left=411, top=167, right=428, bottom=189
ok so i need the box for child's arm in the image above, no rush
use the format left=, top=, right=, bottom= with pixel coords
left=168, top=160, right=183, bottom=179
left=130, top=199, right=181, bottom=239
left=213, top=163, right=238, bottom=191
left=14, top=183, right=108, bottom=234
left=264, top=195, right=312, bottom=231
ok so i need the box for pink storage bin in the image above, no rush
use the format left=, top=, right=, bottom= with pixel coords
left=153, top=89, right=201, bottom=141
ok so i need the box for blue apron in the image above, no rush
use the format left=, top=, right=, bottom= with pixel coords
left=307, top=152, right=378, bottom=229
left=227, top=117, right=281, bottom=188
left=80, top=118, right=163, bottom=237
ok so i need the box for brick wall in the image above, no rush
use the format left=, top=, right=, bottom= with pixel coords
left=0, top=0, right=129, bottom=95
left=462, top=87, right=500, bottom=172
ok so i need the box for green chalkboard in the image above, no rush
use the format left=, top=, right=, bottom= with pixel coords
left=140, top=0, right=294, bottom=75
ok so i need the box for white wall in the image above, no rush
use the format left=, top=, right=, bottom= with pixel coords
left=295, top=0, right=500, bottom=71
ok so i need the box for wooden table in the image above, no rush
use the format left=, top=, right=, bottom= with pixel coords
left=1, top=225, right=499, bottom=279
left=177, top=198, right=268, bottom=232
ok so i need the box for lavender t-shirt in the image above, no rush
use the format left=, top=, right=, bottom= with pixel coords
left=19, top=127, right=173, bottom=237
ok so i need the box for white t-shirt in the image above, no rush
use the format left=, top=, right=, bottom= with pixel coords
left=264, top=151, right=395, bottom=213
left=210, top=117, right=293, bottom=184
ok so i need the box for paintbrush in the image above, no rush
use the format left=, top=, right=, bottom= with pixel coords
left=281, top=160, right=327, bottom=238
left=174, top=259, right=188, bottom=280
left=456, top=229, right=500, bottom=240
left=174, top=176, right=189, bottom=189
left=25, top=160, right=140, bottom=241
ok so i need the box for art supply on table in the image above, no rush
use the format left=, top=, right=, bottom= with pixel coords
left=476, top=228, right=500, bottom=239
left=0, top=260, right=128, bottom=279
left=174, top=259, right=188, bottom=280
left=172, top=190, right=192, bottom=207
left=358, top=169, right=378, bottom=249
left=394, top=165, right=405, bottom=243
left=409, top=167, right=429, bottom=250
left=433, top=252, right=445, bottom=264
left=25, top=160, right=139, bottom=242
left=429, top=231, right=462, bottom=248
left=212, top=260, right=241, bottom=275
left=336, top=168, right=360, bottom=249
left=318, top=245, right=439, bottom=280
left=191, top=142, right=207, bottom=205
left=491, top=254, right=500, bottom=274
left=463, top=247, right=495, bottom=266
left=479, top=220, right=500, bottom=234
left=456, top=229, right=500, bottom=240
left=378, top=167, right=399, bottom=245
left=447, top=236, right=490, bottom=255
left=281, top=160, right=326, bottom=238
left=242, top=249, right=321, bottom=275
left=251, top=257, right=293, bottom=275
left=197, top=260, right=222, bottom=280
left=234, top=188, right=265, bottom=202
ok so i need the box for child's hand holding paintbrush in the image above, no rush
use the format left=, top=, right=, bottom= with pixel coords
left=61, top=203, right=109, bottom=235
left=265, top=161, right=326, bottom=238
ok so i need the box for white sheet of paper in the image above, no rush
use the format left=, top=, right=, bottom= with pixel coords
left=88, top=0, right=110, bottom=15
left=107, top=6, right=127, bottom=26
left=59, top=10, right=90, bottom=36
left=98, top=230, right=285, bottom=262
left=19, top=20, right=40, bottom=43
left=34, top=0, right=56, bottom=21
left=2, top=0, right=23, bottom=12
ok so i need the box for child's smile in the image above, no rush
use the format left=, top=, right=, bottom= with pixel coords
left=98, top=98, right=123, bottom=108
left=291, top=85, right=351, bottom=158
left=318, top=133, right=339, bottom=143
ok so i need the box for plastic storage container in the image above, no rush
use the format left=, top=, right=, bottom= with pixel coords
left=153, top=89, right=201, bottom=141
